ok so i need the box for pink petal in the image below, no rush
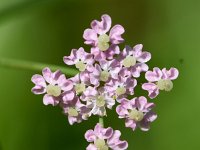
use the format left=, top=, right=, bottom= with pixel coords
left=109, top=25, right=125, bottom=44
left=63, top=49, right=77, bottom=65
left=131, top=63, right=149, bottom=78
left=145, top=67, right=162, bottom=82
left=43, top=94, right=59, bottom=106
left=101, top=127, right=113, bottom=139
left=107, top=130, right=121, bottom=144
left=91, top=14, right=111, bottom=34
left=104, top=45, right=120, bottom=60
left=142, top=83, right=159, bottom=99
left=86, top=144, right=97, bottom=150
left=115, top=141, right=128, bottom=150
left=42, top=67, right=52, bottom=84
left=83, top=29, right=98, bottom=45
left=137, top=51, right=151, bottom=63
left=163, top=67, right=179, bottom=80
left=31, top=74, right=46, bottom=87
left=116, top=105, right=128, bottom=118
left=139, top=121, right=150, bottom=131
left=62, top=91, right=75, bottom=102
left=135, top=96, right=147, bottom=111
left=52, top=70, right=62, bottom=82
left=145, top=112, right=157, bottom=122
left=76, top=47, right=86, bottom=59
left=85, top=129, right=96, bottom=142
left=125, top=119, right=137, bottom=131
left=133, top=44, right=143, bottom=56
left=31, top=85, right=46, bottom=95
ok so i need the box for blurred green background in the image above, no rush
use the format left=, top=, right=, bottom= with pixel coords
left=0, top=0, right=199, bottom=149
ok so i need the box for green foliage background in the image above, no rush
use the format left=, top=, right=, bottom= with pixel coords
left=0, top=0, right=199, bottom=149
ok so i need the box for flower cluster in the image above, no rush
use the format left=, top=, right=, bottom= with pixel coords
left=31, top=14, right=179, bottom=150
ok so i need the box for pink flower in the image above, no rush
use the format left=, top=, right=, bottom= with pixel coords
left=31, top=67, right=74, bottom=106
left=69, top=71, right=91, bottom=96
left=85, top=123, right=128, bottom=150
left=83, top=87, right=115, bottom=116
left=106, top=76, right=137, bottom=101
left=63, top=47, right=94, bottom=72
left=83, top=14, right=124, bottom=60
left=62, top=97, right=89, bottom=125
left=142, top=67, right=179, bottom=99
left=116, top=96, right=157, bottom=131
left=120, top=44, right=151, bottom=77
left=90, top=60, right=121, bottom=86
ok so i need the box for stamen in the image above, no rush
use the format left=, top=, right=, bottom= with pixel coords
left=116, top=87, right=126, bottom=96
left=100, top=70, right=110, bottom=82
left=75, top=82, right=86, bottom=94
left=128, top=108, right=144, bottom=122
left=75, top=61, right=86, bottom=72
left=94, top=139, right=108, bottom=150
left=68, top=107, right=79, bottom=117
left=122, top=55, right=136, bottom=67
left=157, top=79, right=173, bottom=91
left=46, top=84, right=61, bottom=97
left=98, top=34, right=110, bottom=51
left=96, top=96, right=106, bottom=107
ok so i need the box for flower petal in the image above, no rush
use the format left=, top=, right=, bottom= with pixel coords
left=31, top=85, right=46, bottom=95
left=31, top=74, right=46, bottom=87
left=43, top=94, right=59, bottom=106
left=85, top=129, right=96, bottom=142
left=135, top=96, right=147, bottom=111
left=145, top=67, right=162, bottom=82
left=142, top=83, right=159, bottom=99
left=91, top=14, right=111, bottom=34
left=109, top=25, right=125, bottom=44
left=86, top=144, right=97, bottom=150
left=83, top=29, right=98, bottom=45
left=125, top=119, right=137, bottom=131
left=42, top=67, right=53, bottom=84
left=162, top=67, right=179, bottom=80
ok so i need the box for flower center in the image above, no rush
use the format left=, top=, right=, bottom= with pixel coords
left=157, top=79, right=173, bottom=91
left=116, top=86, right=126, bottom=96
left=100, top=70, right=110, bottom=82
left=75, top=61, right=86, bottom=72
left=122, top=55, right=136, bottom=67
left=68, top=107, right=78, bottom=117
left=94, top=139, right=108, bottom=150
left=75, top=82, right=86, bottom=94
left=98, top=34, right=110, bottom=51
left=128, top=108, right=144, bottom=122
left=96, top=96, right=106, bottom=107
left=46, top=84, right=61, bottom=97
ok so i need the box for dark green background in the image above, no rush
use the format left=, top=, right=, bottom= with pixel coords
left=0, top=0, right=199, bottom=149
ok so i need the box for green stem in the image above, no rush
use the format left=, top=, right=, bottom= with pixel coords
left=0, top=58, right=78, bottom=76
left=99, top=117, right=104, bottom=127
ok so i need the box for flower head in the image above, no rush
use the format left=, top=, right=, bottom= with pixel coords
left=116, top=96, right=157, bottom=131
left=142, top=67, right=179, bottom=99
left=31, top=14, right=179, bottom=149
left=31, top=67, right=74, bottom=106
left=85, top=123, right=128, bottom=150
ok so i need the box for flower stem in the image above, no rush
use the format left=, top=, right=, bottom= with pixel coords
left=0, top=58, right=78, bottom=76
left=99, top=117, right=104, bottom=127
